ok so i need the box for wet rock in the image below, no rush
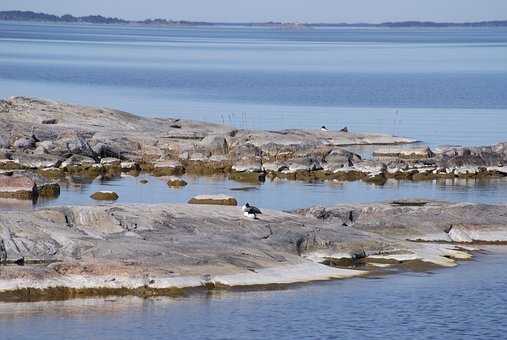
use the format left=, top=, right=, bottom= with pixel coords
left=0, top=175, right=37, bottom=200
left=230, top=171, right=266, bottom=183
left=167, top=177, right=188, bottom=188
left=152, top=160, right=185, bottom=176
left=90, top=191, right=119, bottom=201
left=365, top=171, right=387, bottom=185
left=188, top=194, right=238, bottom=206
left=0, top=159, right=22, bottom=170
left=37, top=183, right=61, bottom=198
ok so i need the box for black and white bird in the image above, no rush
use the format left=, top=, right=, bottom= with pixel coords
left=320, top=125, right=329, bottom=132
left=242, top=203, right=262, bottom=219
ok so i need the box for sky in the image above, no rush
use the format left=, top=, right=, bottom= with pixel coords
left=1, top=0, right=506, bottom=23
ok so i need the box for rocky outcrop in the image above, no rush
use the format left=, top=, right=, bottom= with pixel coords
left=0, top=96, right=506, bottom=186
left=0, top=201, right=505, bottom=300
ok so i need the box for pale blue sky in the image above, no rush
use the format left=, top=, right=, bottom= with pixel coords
left=2, top=0, right=506, bottom=23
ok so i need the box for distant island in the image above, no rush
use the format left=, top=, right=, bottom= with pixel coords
left=1, top=10, right=507, bottom=27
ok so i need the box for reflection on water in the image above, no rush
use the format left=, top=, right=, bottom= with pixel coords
left=2, top=173, right=506, bottom=212
left=1, top=249, right=507, bottom=339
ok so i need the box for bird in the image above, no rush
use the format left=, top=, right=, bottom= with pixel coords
left=320, top=125, right=329, bottom=132
left=242, top=203, right=262, bottom=219
left=339, top=126, right=348, bottom=133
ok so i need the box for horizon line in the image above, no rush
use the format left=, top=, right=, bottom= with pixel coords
left=1, top=9, right=507, bottom=26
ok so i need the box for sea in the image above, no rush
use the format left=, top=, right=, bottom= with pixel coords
left=0, top=21, right=507, bottom=339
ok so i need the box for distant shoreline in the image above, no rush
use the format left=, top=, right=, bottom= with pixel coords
left=1, top=10, right=506, bottom=28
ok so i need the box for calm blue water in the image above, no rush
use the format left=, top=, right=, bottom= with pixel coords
left=1, top=22, right=507, bottom=146
left=28, top=174, right=507, bottom=211
left=1, top=174, right=506, bottom=211
left=2, top=249, right=507, bottom=340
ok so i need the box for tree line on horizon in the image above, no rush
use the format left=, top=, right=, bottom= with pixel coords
left=1, top=10, right=506, bottom=27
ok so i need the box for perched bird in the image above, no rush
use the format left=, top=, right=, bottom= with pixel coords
left=242, top=203, right=262, bottom=219
left=339, top=126, right=348, bottom=133
left=320, top=126, right=329, bottom=132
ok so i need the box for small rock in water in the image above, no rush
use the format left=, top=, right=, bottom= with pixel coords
left=167, top=177, right=188, bottom=188
left=90, top=191, right=119, bottom=201
left=188, top=194, right=237, bottom=206
left=37, top=183, right=61, bottom=198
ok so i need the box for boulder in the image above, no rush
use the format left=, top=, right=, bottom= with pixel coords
left=120, top=161, right=139, bottom=171
left=167, top=177, right=188, bottom=188
left=100, top=157, right=121, bottom=167
left=188, top=194, right=237, bottom=206
left=231, top=159, right=264, bottom=173
left=323, top=149, right=360, bottom=170
left=12, top=153, right=62, bottom=169
left=285, top=157, right=323, bottom=173
left=60, top=155, right=97, bottom=169
left=200, top=135, right=229, bottom=155
left=90, top=191, right=119, bottom=201
left=13, top=137, right=35, bottom=149
left=37, top=183, right=61, bottom=198
left=0, top=159, right=22, bottom=170
left=0, top=175, right=37, bottom=200
left=353, top=160, right=387, bottom=174
left=38, top=167, right=64, bottom=179
left=263, top=162, right=288, bottom=172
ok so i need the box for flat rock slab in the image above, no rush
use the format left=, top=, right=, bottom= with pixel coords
left=188, top=194, right=238, bottom=206
left=0, top=202, right=505, bottom=296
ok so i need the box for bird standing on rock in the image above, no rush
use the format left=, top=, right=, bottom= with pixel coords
left=320, top=126, right=329, bottom=132
left=242, top=203, right=262, bottom=219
